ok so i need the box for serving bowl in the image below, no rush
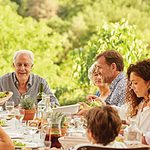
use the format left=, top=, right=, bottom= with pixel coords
left=52, top=103, right=80, bottom=114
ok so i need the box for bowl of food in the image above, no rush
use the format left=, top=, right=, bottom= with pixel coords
left=52, top=104, right=80, bottom=114
left=0, top=91, right=13, bottom=105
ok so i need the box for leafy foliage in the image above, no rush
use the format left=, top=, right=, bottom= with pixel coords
left=1, top=0, right=150, bottom=105
left=74, top=20, right=149, bottom=84
left=18, top=0, right=58, bottom=20
left=20, top=97, right=35, bottom=110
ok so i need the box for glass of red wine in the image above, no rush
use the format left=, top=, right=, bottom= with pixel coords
left=42, top=124, right=51, bottom=149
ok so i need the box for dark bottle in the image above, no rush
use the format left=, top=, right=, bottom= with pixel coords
left=37, top=83, right=44, bottom=103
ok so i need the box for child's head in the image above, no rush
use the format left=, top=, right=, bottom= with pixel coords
left=85, top=105, right=121, bottom=146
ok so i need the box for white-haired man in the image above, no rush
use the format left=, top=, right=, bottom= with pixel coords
left=0, top=50, right=59, bottom=106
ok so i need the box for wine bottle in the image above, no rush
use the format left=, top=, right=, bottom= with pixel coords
left=37, top=83, right=44, bottom=103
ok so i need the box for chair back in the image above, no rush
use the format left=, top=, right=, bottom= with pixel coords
left=77, top=145, right=150, bottom=150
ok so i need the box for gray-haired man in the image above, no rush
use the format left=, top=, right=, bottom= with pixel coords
left=0, top=50, right=59, bottom=106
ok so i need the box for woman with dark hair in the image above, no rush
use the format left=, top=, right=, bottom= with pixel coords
left=106, top=59, right=150, bottom=144
left=122, top=59, right=150, bottom=145
left=125, top=59, right=150, bottom=133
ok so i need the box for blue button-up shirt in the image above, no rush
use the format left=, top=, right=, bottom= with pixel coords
left=105, top=72, right=127, bottom=106
left=0, top=72, right=59, bottom=106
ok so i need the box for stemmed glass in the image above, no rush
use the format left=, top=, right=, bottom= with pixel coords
left=42, top=124, right=51, bottom=149
left=5, top=101, right=14, bottom=113
left=66, top=115, right=86, bottom=137
left=27, top=120, right=39, bottom=142
left=14, top=108, right=25, bottom=129
left=5, top=101, right=15, bottom=120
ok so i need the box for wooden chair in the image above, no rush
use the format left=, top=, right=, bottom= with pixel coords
left=76, top=145, right=150, bottom=150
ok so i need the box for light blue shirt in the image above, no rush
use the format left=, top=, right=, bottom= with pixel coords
left=105, top=72, right=127, bottom=106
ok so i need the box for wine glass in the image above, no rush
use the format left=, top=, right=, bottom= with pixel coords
left=14, top=108, right=25, bottom=129
left=16, top=108, right=25, bottom=121
left=5, top=101, right=15, bottom=120
left=44, top=125, right=51, bottom=148
left=40, top=123, right=51, bottom=149
left=5, top=101, right=14, bottom=113
left=27, top=120, right=39, bottom=142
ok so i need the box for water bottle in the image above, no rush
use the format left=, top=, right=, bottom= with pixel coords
left=37, top=94, right=46, bottom=118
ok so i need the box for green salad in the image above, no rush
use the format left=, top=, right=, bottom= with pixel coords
left=89, top=100, right=103, bottom=107
left=0, top=91, right=9, bottom=98
left=0, top=120, right=6, bottom=126
left=13, top=140, right=26, bottom=147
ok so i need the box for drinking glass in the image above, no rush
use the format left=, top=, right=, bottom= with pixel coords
left=42, top=124, right=51, bottom=148
left=15, top=108, right=25, bottom=121
left=14, top=108, right=25, bottom=129
left=5, top=101, right=14, bottom=113
left=27, top=120, right=39, bottom=142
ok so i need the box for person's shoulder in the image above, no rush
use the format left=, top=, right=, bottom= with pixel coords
left=116, top=72, right=127, bottom=86
left=31, top=73, right=47, bottom=82
left=0, top=73, right=13, bottom=80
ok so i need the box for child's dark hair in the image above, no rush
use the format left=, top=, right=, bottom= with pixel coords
left=86, top=105, right=122, bottom=146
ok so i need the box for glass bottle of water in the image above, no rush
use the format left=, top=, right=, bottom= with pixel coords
left=124, top=119, right=142, bottom=144
left=37, top=94, right=46, bottom=119
left=43, top=95, right=53, bottom=123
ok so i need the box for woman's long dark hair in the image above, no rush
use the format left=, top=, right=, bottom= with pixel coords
left=126, top=59, right=150, bottom=117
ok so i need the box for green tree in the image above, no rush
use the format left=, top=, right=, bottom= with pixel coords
left=18, top=0, right=58, bottom=20
left=74, top=20, right=149, bottom=84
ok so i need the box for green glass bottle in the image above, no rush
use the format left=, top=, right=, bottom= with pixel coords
left=37, top=83, right=44, bottom=103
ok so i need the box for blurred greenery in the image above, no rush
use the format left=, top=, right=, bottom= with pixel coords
left=0, top=0, right=150, bottom=105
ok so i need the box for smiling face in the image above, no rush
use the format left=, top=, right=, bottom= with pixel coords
left=92, top=71, right=103, bottom=86
left=13, top=53, right=33, bottom=83
left=92, top=66, right=105, bottom=87
left=97, top=56, right=115, bottom=84
left=130, top=72, right=150, bottom=99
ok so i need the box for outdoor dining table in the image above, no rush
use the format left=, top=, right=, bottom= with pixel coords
left=1, top=111, right=150, bottom=150
left=1, top=117, right=45, bottom=149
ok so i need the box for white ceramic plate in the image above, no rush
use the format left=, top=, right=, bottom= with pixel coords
left=25, top=142, right=43, bottom=148
left=9, top=133, right=24, bottom=139
left=52, top=104, right=80, bottom=114
left=0, top=91, right=13, bottom=104
left=14, top=140, right=44, bottom=148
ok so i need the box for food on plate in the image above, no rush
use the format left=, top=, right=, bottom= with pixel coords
left=0, top=91, right=13, bottom=105
left=115, top=135, right=124, bottom=142
left=0, top=91, right=9, bottom=98
left=89, top=100, right=103, bottom=107
left=0, top=120, right=6, bottom=126
left=13, top=140, right=26, bottom=147
left=79, top=100, right=103, bottom=110
left=6, top=114, right=15, bottom=120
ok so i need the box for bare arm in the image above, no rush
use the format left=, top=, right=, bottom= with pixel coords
left=0, top=126, right=14, bottom=150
